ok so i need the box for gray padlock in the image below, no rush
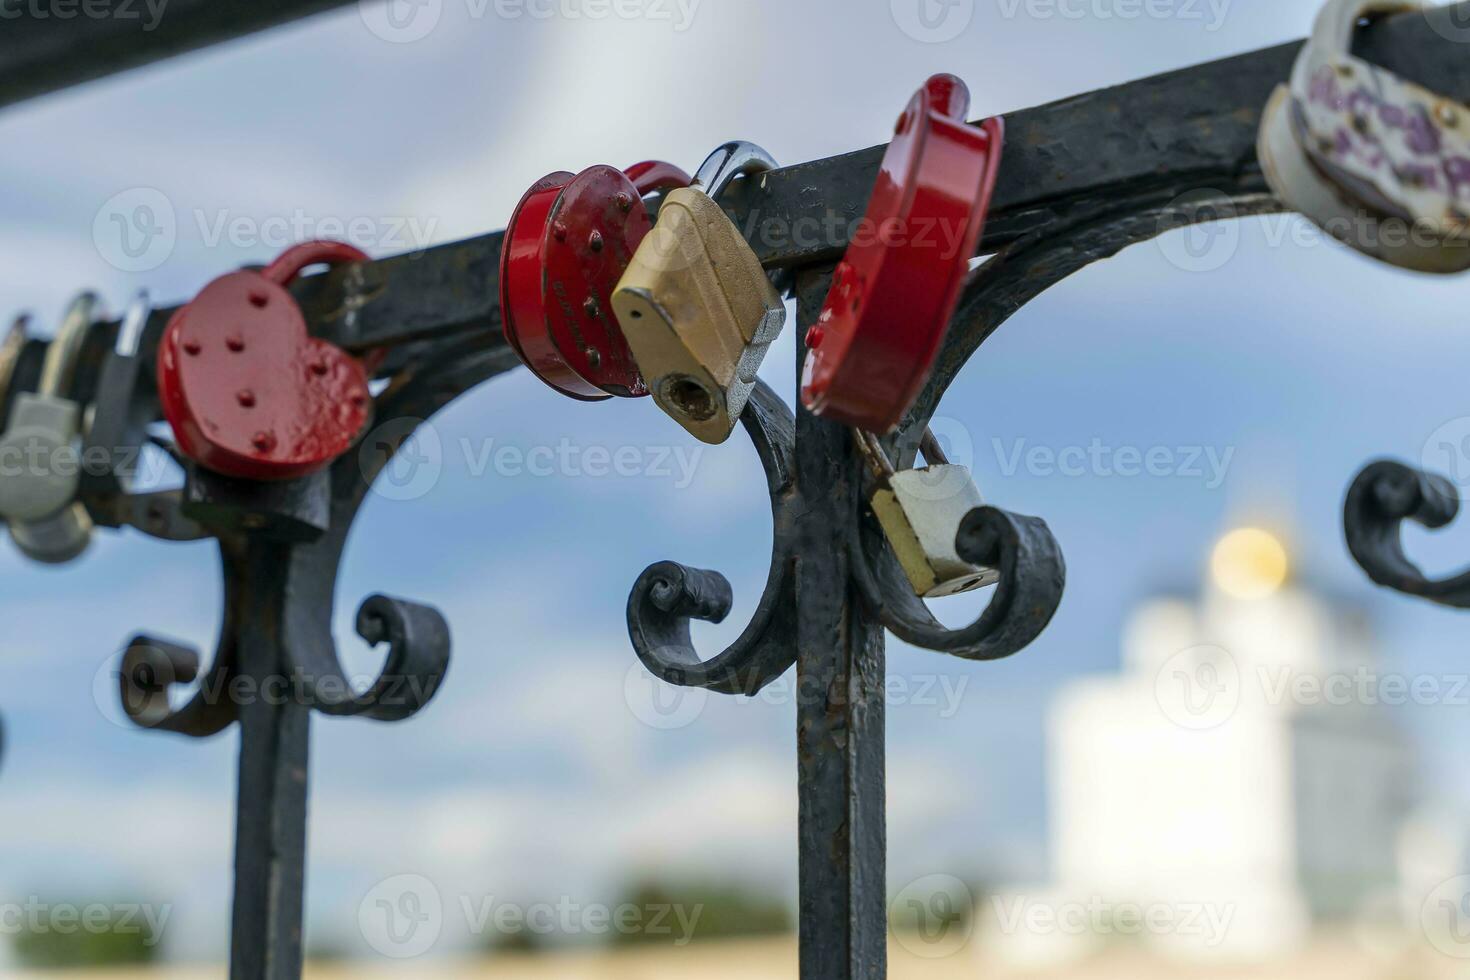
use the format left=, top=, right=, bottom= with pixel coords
left=858, top=428, right=999, bottom=599
left=0, top=293, right=99, bottom=563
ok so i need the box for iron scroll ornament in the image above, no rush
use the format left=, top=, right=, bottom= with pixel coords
left=1343, top=460, right=1470, bottom=608
left=115, top=336, right=519, bottom=734
left=81, top=0, right=1470, bottom=703
left=626, top=278, right=1069, bottom=685
left=848, top=499, right=1066, bottom=659
left=626, top=379, right=798, bottom=695
left=106, top=334, right=517, bottom=976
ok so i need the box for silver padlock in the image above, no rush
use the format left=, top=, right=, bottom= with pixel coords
left=0, top=293, right=100, bottom=563
left=857, top=428, right=999, bottom=599
left=1259, top=0, right=1470, bottom=273
left=612, top=141, right=787, bottom=444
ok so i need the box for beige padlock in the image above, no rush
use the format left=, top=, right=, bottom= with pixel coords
left=858, top=429, right=999, bottom=599
left=612, top=142, right=786, bottom=445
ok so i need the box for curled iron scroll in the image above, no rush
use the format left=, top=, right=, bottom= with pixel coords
left=848, top=498, right=1065, bottom=660
left=116, top=337, right=516, bottom=734
left=1344, top=459, right=1470, bottom=608
left=840, top=183, right=1284, bottom=660
left=118, top=537, right=246, bottom=738
left=627, top=379, right=798, bottom=695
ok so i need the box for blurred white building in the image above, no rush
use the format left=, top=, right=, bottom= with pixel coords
left=989, top=529, right=1419, bottom=965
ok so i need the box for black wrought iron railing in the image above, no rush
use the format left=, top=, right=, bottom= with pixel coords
left=2, top=3, right=1469, bottom=977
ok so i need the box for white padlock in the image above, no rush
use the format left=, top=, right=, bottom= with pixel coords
left=856, top=428, right=999, bottom=599
left=1259, top=0, right=1470, bottom=273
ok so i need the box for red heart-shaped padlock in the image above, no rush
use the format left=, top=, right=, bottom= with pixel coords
left=158, top=240, right=373, bottom=481
left=801, top=74, right=1005, bottom=433
left=501, top=160, right=691, bottom=400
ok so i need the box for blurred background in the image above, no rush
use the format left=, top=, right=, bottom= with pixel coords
left=5, top=0, right=1470, bottom=975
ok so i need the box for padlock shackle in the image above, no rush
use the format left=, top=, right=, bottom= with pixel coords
left=260, top=239, right=371, bottom=288
left=624, top=160, right=693, bottom=197
left=853, top=425, right=951, bottom=479
left=115, top=291, right=150, bottom=358
left=0, top=315, right=28, bottom=417
left=852, top=428, right=896, bottom=480
left=39, top=292, right=99, bottom=399
left=690, top=141, right=779, bottom=201
left=919, top=427, right=951, bottom=467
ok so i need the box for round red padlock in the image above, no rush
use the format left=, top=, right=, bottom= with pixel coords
left=158, top=240, right=373, bottom=481
left=501, top=160, right=691, bottom=400
left=801, top=74, right=1005, bottom=433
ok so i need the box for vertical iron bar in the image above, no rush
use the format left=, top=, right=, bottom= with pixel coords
left=229, top=543, right=310, bottom=980
left=794, top=268, right=888, bottom=979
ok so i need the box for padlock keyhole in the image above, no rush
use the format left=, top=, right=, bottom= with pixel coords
left=662, top=375, right=716, bottom=422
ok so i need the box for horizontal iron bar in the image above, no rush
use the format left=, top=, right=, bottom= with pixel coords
left=726, top=2, right=1470, bottom=266
left=113, top=3, right=1469, bottom=361
left=0, top=0, right=355, bottom=112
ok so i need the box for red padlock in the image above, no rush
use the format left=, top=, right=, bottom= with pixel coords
left=801, top=74, right=1004, bottom=433
left=157, top=240, right=373, bottom=481
left=501, top=160, right=691, bottom=400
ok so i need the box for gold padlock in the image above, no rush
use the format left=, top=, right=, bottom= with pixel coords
left=858, top=428, right=999, bottom=599
left=612, top=142, right=786, bottom=445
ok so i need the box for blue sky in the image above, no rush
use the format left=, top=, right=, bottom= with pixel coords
left=3, top=0, right=1470, bottom=962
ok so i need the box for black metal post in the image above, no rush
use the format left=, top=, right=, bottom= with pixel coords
left=229, top=543, right=311, bottom=980
left=794, top=269, right=888, bottom=980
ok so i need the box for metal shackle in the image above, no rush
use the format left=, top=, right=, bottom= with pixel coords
left=38, top=291, right=99, bottom=398
left=115, top=291, right=149, bottom=359
left=0, top=315, right=29, bottom=423
left=689, top=141, right=779, bottom=202
left=86, top=291, right=151, bottom=494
